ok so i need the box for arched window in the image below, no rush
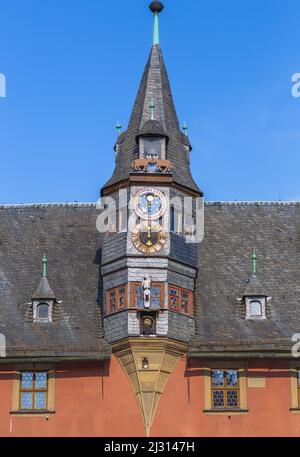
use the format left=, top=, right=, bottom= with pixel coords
left=250, top=300, right=262, bottom=317
left=37, top=303, right=49, bottom=320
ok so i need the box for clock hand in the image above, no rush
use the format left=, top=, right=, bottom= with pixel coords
left=146, top=201, right=153, bottom=246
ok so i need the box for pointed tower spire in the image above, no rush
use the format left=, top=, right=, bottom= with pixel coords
left=102, top=0, right=201, bottom=196
left=150, top=1, right=164, bottom=45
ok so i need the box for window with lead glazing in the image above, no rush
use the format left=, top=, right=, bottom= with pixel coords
left=211, top=370, right=240, bottom=409
left=131, top=282, right=163, bottom=309
left=169, top=288, right=179, bottom=311
left=19, top=371, right=48, bottom=411
left=118, top=287, right=126, bottom=309
left=106, top=285, right=127, bottom=314
left=109, top=290, right=116, bottom=313
left=168, top=285, right=193, bottom=315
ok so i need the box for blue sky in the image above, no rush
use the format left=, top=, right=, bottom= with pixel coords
left=0, top=0, right=299, bottom=204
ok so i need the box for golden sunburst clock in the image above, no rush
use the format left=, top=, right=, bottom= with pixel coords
left=131, top=221, right=167, bottom=254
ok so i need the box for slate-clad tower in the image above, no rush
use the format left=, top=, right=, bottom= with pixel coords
left=100, top=2, right=202, bottom=435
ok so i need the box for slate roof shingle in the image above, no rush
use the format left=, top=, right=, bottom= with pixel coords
left=1, top=201, right=299, bottom=356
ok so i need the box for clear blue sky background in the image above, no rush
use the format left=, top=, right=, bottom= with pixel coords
left=0, top=0, right=299, bottom=204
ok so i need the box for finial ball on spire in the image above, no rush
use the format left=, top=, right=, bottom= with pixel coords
left=149, top=1, right=164, bottom=13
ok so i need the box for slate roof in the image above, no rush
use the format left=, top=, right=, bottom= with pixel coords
left=192, top=201, right=300, bottom=353
left=0, top=201, right=299, bottom=357
left=103, top=44, right=200, bottom=194
left=0, top=203, right=110, bottom=359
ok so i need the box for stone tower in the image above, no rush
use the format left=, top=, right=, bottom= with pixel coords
left=100, top=1, right=202, bottom=436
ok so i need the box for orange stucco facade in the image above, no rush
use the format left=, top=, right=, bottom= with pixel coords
left=1, top=357, right=300, bottom=437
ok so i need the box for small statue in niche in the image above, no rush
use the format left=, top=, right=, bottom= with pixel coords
left=142, top=275, right=151, bottom=308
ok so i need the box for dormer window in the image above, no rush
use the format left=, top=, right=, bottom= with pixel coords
left=31, top=255, right=59, bottom=324
left=250, top=300, right=262, bottom=317
left=37, top=303, right=50, bottom=321
left=239, top=251, right=271, bottom=321
left=245, top=297, right=266, bottom=320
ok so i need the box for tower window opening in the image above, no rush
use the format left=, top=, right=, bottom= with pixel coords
left=143, top=138, right=162, bottom=157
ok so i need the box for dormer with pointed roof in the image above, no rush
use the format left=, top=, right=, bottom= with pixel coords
left=239, top=251, right=272, bottom=320
left=32, top=255, right=58, bottom=323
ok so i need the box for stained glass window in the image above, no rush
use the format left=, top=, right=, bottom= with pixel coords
left=211, top=369, right=240, bottom=409
left=169, top=288, right=179, bottom=311
left=168, top=285, right=193, bottom=315
left=181, top=292, right=189, bottom=314
left=20, top=371, right=48, bottom=411
left=118, top=287, right=126, bottom=309
left=109, top=291, right=116, bottom=313
left=106, top=285, right=128, bottom=314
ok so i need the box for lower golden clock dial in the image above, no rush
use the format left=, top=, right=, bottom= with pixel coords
left=131, top=222, right=167, bottom=254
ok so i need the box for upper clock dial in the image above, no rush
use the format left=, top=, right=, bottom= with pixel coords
left=134, top=188, right=167, bottom=220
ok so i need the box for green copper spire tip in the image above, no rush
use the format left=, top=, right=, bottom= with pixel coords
left=252, top=250, right=257, bottom=276
left=42, top=254, right=47, bottom=278
left=150, top=1, right=164, bottom=46
left=150, top=98, right=155, bottom=120
left=183, top=122, right=188, bottom=136
left=153, top=12, right=160, bottom=45
left=116, top=121, right=122, bottom=136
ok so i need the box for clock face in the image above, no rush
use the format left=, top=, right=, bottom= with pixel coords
left=134, top=188, right=167, bottom=220
left=131, top=222, right=167, bottom=254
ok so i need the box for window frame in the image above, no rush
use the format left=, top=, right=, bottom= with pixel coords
left=289, top=363, right=300, bottom=411
left=211, top=369, right=240, bottom=410
left=130, top=282, right=164, bottom=309
left=245, top=296, right=266, bottom=320
left=19, top=371, right=49, bottom=411
left=168, top=285, right=193, bottom=315
left=203, top=362, right=248, bottom=414
left=106, top=285, right=128, bottom=315
left=11, top=364, right=55, bottom=416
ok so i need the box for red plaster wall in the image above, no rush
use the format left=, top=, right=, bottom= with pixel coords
left=0, top=357, right=144, bottom=437
left=152, top=358, right=300, bottom=437
left=1, top=356, right=300, bottom=437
